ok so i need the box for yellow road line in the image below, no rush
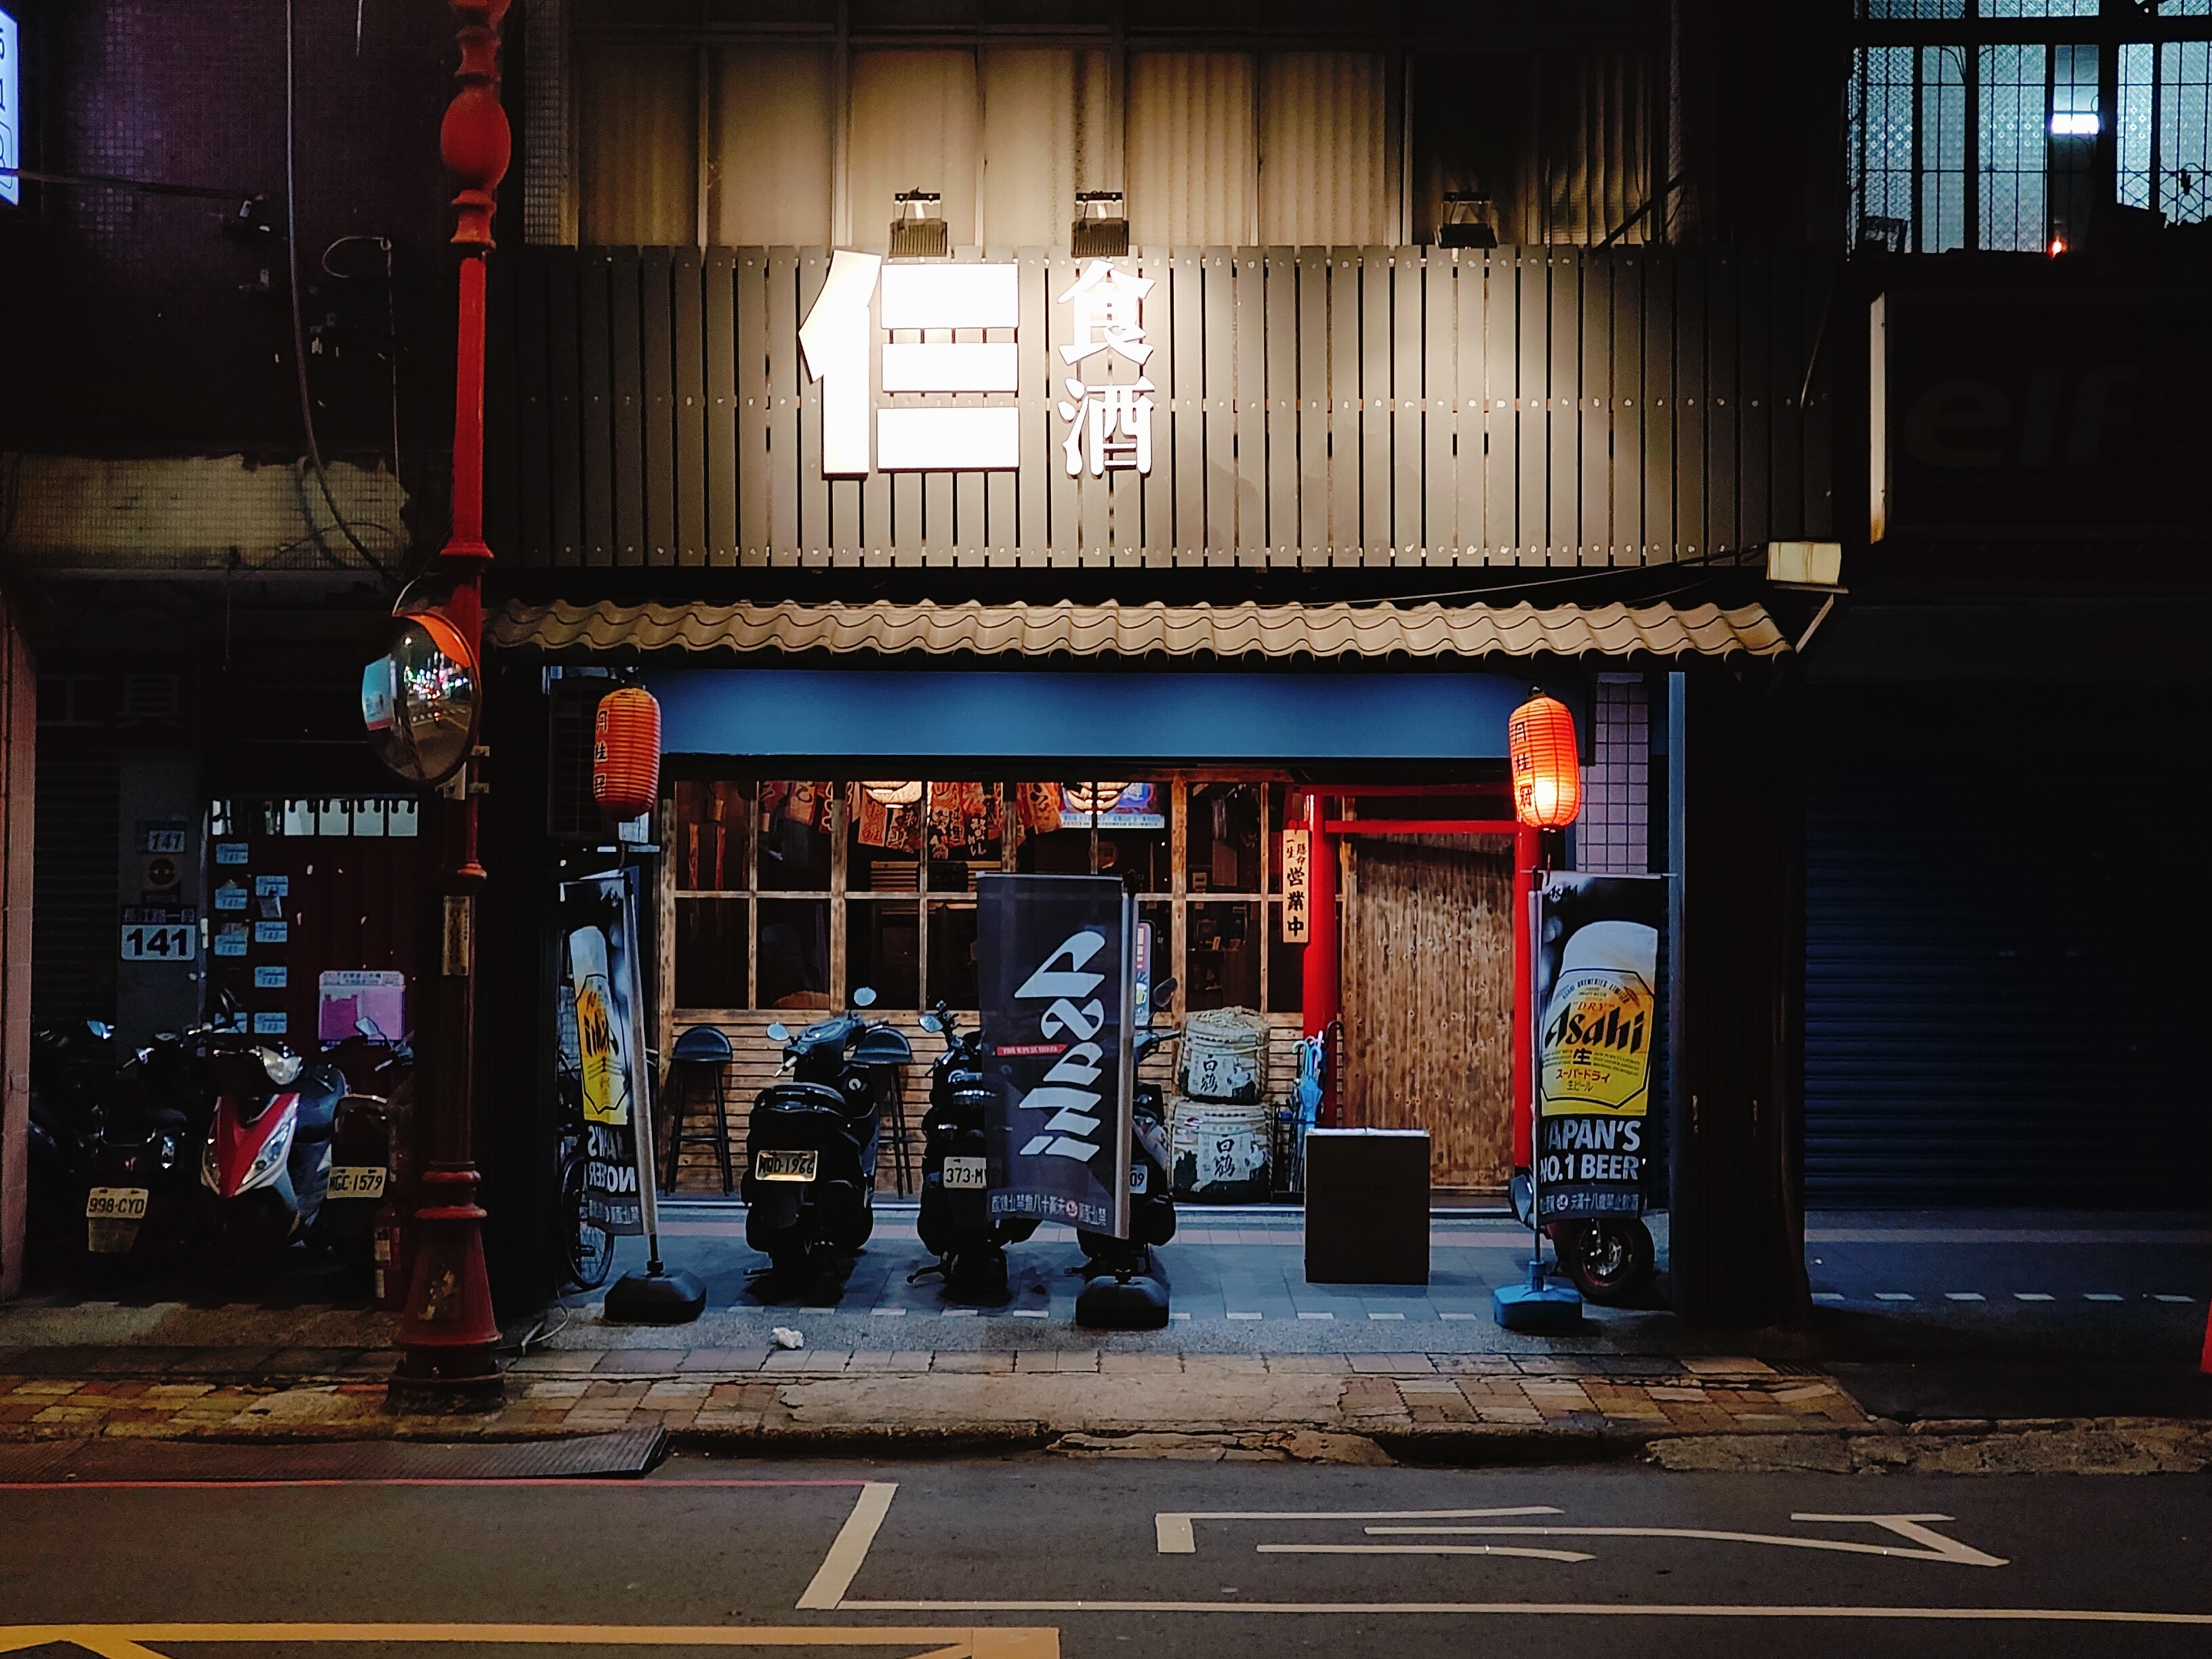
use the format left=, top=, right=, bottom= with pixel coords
left=0, top=1626, right=1056, bottom=1658
left=837, top=1599, right=2212, bottom=1624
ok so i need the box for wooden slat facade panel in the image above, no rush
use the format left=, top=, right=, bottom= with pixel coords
left=496, top=244, right=1832, bottom=571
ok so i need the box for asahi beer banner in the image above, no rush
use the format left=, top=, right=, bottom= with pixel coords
left=977, top=874, right=1134, bottom=1237
left=565, top=869, right=649, bottom=1237
left=1534, top=874, right=1666, bottom=1223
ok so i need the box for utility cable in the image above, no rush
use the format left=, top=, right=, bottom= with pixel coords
left=284, top=0, right=394, bottom=585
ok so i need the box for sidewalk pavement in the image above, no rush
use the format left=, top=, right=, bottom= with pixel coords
left=6, top=1343, right=2209, bottom=1472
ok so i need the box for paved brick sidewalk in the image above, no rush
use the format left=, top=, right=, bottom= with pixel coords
left=0, top=1349, right=1870, bottom=1446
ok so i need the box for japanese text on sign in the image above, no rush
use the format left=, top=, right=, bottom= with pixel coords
left=1280, top=827, right=1311, bottom=944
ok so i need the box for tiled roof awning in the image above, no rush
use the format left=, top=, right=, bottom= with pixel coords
left=492, top=598, right=1788, bottom=661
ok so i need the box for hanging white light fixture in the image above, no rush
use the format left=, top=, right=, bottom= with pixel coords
left=861, top=780, right=924, bottom=806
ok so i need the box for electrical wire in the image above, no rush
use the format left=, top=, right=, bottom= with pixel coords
left=285, top=0, right=394, bottom=585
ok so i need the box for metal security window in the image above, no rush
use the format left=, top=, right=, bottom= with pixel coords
left=1849, top=1, right=2212, bottom=251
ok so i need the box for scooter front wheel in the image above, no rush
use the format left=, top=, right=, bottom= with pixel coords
left=1563, top=1218, right=1655, bottom=1306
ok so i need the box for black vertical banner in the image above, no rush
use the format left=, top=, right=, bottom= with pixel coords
left=1534, top=874, right=1667, bottom=1223
left=977, top=874, right=1134, bottom=1236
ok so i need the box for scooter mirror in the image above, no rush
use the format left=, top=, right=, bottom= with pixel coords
left=1153, top=976, right=1179, bottom=1008
left=766, top=1023, right=790, bottom=1044
left=918, top=1012, right=943, bottom=1034
left=852, top=985, right=878, bottom=1008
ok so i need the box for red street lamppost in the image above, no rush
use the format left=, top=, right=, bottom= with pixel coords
left=360, top=0, right=511, bottom=1409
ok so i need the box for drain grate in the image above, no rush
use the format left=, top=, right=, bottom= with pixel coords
left=0, top=1428, right=667, bottom=1484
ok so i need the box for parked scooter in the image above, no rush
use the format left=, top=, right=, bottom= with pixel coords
left=81, top=1029, right=207, bottom=1268
left=1509, top=1170, right=1656, bottom=1305
left=1075, top=977, right=1180, bottom=1274
left=27, top=1021, right=118, bottom=1268
left=315, top=1020, right=412, bottom=1266
left=198, top=1031, right=356, bottom=1281
left=912, top=1000, right=1038, bottom=1296
left=742, top=987, right=912, bottom=1277
left=1071, top=979, right=1179, bottom=1330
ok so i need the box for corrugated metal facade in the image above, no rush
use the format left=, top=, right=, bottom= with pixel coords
left=486, top=243, right=1834, bottom=568
left=1805, top=685, right=2206, bottom=1208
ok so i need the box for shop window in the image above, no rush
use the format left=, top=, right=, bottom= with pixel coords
left=1019, top=782, right=1169, bottom=890
left=675, top=897, right=749, bottom=1010
left=848, top=899, right=921, bottom=1010
left=757, top=897, right=832, bottom=1010
left=674, top=779, right=752, bottom=892
left=850, top=780, right=924, bottom=892
left=1188, top=781, right=1262, bottom=894
left=758, top=781, right=834, bottom=890
left=926, top=781, right=1004, bottom=893
left=926, top=901, right=980, bottom=1010
left=1187, top=900, right=1260, bottom=1011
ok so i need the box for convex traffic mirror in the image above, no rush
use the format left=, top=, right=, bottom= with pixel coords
left=362, top=610, right=480, bottom=785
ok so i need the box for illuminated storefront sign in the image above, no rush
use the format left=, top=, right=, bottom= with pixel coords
left=0, top=8, right=19, bottom=209
left=798, top=253, right=1153, bottom=478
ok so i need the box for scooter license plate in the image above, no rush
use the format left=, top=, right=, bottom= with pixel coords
left=85, top=1187, right=149, bottom=1221
left=755, top=1149, right=819, bottom=1183
left=1130, top=1164, right=1148, bottom=1195
left=941, top=1156, right=987, bottom=1191
left=327, top=1166, right=388, bottom=1200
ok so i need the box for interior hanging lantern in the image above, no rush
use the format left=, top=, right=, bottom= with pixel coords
left=1507, top=691, right=1582, bottom=829
left=861, top=781, right=924, bottom=806
left=592, top=686, right=662, bottom=820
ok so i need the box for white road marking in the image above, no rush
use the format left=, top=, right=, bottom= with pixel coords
left=1944, top=1293, right=1984, bottom=1302
left=1368, top=1312, right=1406, bottom=1321
left=941, top=1309, right=977, bottom=1318
left=1261, top=1544, right=1595, bottom=1563
left=1367, top=1513, right=2005, bottom=1568
left=1298, top=1312, right=1334, bottom=1320
left=2085, top=1294, right=2123, bottom=1302
left=1438, top=1312, right=1480, bottom=1320
left=1012, top=1309, right=1049, bottom=1319
left=1226, top=1312, right=1263, bottom=1321
left=1812, top=1292, right=1845, bottom=1301
left=1155, top=1507, right=1561, bottom=1555
left=2154, top=1294, right=2193, bottom=1303
left=1875, top=1293, right=1912, bottom=1301
left=870, top=1308, right=905, bottom=1317
left=796, top=1482, right=899, bottom=1610
left=2014, top=1293, right=2053, bottom=1301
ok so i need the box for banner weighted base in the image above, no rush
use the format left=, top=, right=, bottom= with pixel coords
left=1076, top=1268, right=1171, bottom=1330
left=604, top=1266, right=707, bottom=1324
left=1494, top=1265, right=1583, bottom=1332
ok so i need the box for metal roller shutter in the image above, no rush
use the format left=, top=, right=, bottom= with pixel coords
left=1805, top=683, right=2205, bottom=1208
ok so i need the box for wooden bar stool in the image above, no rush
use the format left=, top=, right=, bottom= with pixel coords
left=663, top=1025, right=735, bottom=1195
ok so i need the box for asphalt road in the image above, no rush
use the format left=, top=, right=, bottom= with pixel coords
left=5, top=1452, right=2209, bottom=1659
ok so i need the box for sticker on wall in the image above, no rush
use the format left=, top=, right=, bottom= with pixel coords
left=282, top=800, right=317, bottom=837
left=319, top=970, right=406, bottom=1044
left=255, top=874, right=289, bottom=920
left=216, top=842, right=250, bottom=865
left=253, top=965, right=289, bottom=989
left=388, top=799, right=419, bottom=838
left=352, top=798, right=387, bottom=837
left=317, top=798, right=352, bottom=836
left=253, top=920, right=288, bottom=944
left=251, top=1012, right=288, bottom=1036
left=214, top=924, right=249, bottom=958
left=215, top=882, right=247, bottom=912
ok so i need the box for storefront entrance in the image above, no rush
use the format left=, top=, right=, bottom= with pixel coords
left=1342, top=834, right=1517, bottom=1191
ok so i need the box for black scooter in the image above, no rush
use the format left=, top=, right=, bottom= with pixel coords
left=742, top=986, right=912, bottom=1277
left=912, top=1000, right=1038, bottom=1297
left=1073, top=979, right=1180, bottom=1328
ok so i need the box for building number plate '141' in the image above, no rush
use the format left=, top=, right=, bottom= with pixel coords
left=120, top=923, right=197, bottom=961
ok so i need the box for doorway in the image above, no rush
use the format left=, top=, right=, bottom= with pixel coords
left=1340, top=834, right=1516, bottom=1191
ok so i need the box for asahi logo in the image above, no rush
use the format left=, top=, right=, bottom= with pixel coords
left=1011, top=927, right=1111, bottom=1164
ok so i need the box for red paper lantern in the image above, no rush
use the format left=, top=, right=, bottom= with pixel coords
left=1507, top=691, right=1582, bottom=828
left=592, top=686, right=662, bottom=820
